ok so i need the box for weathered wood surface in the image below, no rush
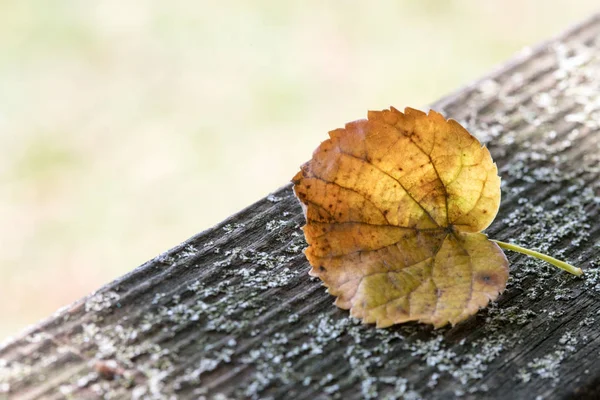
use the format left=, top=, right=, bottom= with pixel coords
left=2, top=14, right=600, bottom=400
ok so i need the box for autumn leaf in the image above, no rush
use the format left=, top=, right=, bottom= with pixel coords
left=292, top=107, right=582, bottom=328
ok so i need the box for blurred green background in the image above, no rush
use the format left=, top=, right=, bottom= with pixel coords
left=0, top=1, right=598, bottom=340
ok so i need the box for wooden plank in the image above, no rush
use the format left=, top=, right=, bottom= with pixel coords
left=2, top=13, right=600, bottom=400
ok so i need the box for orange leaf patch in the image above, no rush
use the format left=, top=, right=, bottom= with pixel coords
left=292, top=107, right=509, bottom=328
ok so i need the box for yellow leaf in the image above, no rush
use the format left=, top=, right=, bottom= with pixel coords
left=292, top=107, right=509, bottom=328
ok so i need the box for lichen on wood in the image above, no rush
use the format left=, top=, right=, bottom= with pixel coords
left=1, top=13, right=600, bottom=400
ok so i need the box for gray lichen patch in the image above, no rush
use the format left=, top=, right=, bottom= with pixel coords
left=65, top=320, right=175, bottom=398
left=500, top=183, right=593, bottom=259
left=265, top=219, right=291, bottom=232
left=582, top=266, right=600, bottom=293
left=222, top=223, right=246, bottom=234
left=0, top=359, right=31, bottom=393
left=231, top=305, right=519, bottom=399
left=85, top=291, right=122, bottom=313
left=403, top=330, right=508, bottom=396
left=235, top=313, right=425, bottom=400
left=517, top=331, right=580, bottom=385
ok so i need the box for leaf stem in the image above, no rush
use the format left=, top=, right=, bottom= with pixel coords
left=492, top=240, right=583, bottom=277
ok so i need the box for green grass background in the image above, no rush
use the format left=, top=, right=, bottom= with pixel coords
left=0, top=1, right=598, bottom=339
